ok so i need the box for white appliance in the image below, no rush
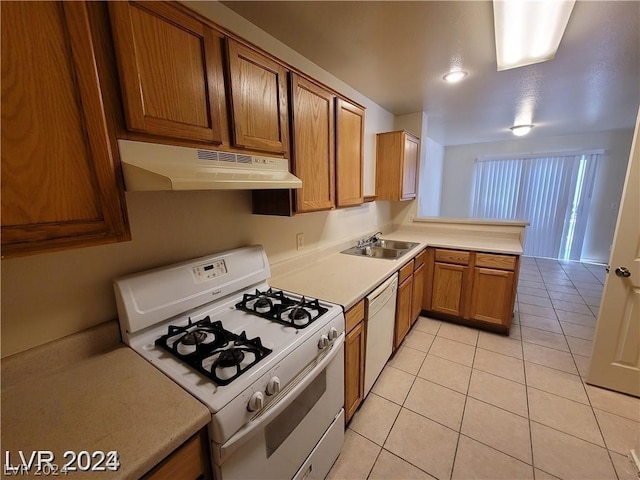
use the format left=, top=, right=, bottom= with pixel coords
left=114, top=246, right=345, bottom=480
left=118, top=139, right=303, bottom=191
left=364, top=274, right=398, bottom=396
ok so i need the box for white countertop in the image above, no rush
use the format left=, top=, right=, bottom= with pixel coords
left=271, top=228, right=523, bottom=311
left=1, top=322, right=211, bottom=479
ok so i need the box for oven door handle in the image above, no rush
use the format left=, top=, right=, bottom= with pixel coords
left=218, top=332, right=345, bottom=460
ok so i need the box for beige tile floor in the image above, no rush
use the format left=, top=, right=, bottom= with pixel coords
left=328, top=257, right=640, bottom=480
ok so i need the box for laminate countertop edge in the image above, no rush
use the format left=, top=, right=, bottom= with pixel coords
left=271, top=229, right=523, bottom=311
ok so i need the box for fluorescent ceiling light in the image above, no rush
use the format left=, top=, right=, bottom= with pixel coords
left=510, top=124, right=534, bottom=136
left=443, top=70, right=468, bottom=83
left=493, top=0, right=576, bottom=71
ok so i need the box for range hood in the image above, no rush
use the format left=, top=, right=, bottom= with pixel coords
left=117, top=140, right=302, bottom=191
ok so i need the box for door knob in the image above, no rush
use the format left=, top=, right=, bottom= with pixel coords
left=615, top=267, right=631, bottom=278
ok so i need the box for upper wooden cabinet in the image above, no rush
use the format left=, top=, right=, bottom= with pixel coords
left=109, top=1, right=226, bottom=144
left=336, top=98, right=365, bottom=208
left=1, top=1, right=130, bottom=257
left=226, top=38, right=290, bottom=155
left=290, top=74, right=335, bottom=212
left=252, top=80, right=365, bottom=216
left=375, top=130, right=419, bottom=201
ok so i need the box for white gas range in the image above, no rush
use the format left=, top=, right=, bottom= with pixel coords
left=114, top=246, right=345, bottom=479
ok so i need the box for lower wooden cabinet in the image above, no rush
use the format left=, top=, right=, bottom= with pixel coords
left=424, top=248, right=519, bottom=332
left=470, top=268, right=515, bottom=326
left=431, top=262, right=469, bottom=318
left=411, top=262, right=425, bottom=325
left=144, top=428, right=211, bottom=480
left=344, top=300, right=366, bottom=423
left=394, top=262, right=414, bottom=349
left=395, top=275, right=413, bottom=348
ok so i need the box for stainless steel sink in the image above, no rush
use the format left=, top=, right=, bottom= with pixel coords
left=341, top=245, right=403, bottom=259
left=373, top=239, right=419, bottom=250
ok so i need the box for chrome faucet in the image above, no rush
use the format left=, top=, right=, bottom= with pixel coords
left=357, top=231, right=382, bottom=247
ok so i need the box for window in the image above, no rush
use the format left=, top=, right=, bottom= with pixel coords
left=472, top=151, right=601, bottom=260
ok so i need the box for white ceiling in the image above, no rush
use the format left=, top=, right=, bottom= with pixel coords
left=221, top=1, right=640, bottom=146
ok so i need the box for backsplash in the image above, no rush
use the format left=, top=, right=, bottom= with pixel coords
left=1, top=190, right=392, bottom=358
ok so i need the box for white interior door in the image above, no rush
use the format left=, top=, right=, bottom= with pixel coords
left=587, top=109, right=640, bottom=397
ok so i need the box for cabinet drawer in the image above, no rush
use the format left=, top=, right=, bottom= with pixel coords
left=414, top=249, right=427, bottom=269
left=346, top=300, right=365, bottom=333
left=476, top=253, right=516, bottom=271
left=435, top=249, right=470, bottom=265
left=398, top=260, right=414, bottom=283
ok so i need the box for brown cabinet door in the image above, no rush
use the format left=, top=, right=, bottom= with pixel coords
left=412, top=263, right=425, bottom=324
left=335, top=98, right=364, bottom=207
left=401, top=133, right=419, bottom=200
left=226, top=39, right=289, bottom=154
left=109, top=1, right=225, bottom=143
left=431, top=263, right=468, bottom=317
left=470, top=267, right=515, bottom=327
left=345, top=320, right=365, bottom=423
left=291, top=74, right=335, bottom=212
left=144, top=429, right=211, bottom=480
left=1, top=1, right=129, bottom=257
left=394, top=276, right=413, bottom=348
left=375, top=130, right=419, bottom=201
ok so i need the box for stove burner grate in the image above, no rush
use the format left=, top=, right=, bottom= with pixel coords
left=235, top=288, right=328, bottom=329
left=155, top=316, right=271, bottom=385
left=181, top=330, right=208, bottom=346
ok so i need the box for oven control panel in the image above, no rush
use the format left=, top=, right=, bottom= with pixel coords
left=192, top=259, right=227, bottom=283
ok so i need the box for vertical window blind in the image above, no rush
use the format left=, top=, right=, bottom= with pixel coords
left=471, top=152, right=601, bottom=259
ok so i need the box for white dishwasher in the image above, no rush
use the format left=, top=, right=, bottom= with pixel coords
left=364, top=273, right=398, bottom=396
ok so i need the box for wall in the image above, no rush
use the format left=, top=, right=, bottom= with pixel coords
left=439, top=129, right=634, bottom=263
left=0, top=2, right=394, bottom=358
left=419, top=136, right=444, bottom=217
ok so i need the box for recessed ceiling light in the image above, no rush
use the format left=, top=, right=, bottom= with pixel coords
left=493, top=0, right=576, bottom=71
left=510, top=124, right=534, bottom=136
left=442, top=70, right=468, bottom=83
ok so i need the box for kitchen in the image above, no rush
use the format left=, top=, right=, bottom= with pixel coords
left=2, top=1, right=639, bottom=479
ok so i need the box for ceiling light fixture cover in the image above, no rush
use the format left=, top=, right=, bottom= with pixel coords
left=493, top=0, right=576, bottom=71
left=510, top=124, right=534, bottom=136
left=443, top=70, right=468, bottom=83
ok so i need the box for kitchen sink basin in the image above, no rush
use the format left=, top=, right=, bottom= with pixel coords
left=341, top=238, right=420, bottom=260
left=373, top=239, right=419, bottom=250
left=341, top=245, right=403, bottom=259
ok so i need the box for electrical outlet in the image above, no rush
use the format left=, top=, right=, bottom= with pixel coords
left=296, top=233, right=304, bottom=250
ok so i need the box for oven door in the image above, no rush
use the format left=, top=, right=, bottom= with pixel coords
left=213, top=335, right=344, bottom=480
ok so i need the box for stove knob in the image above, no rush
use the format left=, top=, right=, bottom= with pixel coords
left=266, top=377, right=281, bottom=396
left=318, top=335, right=329, bottom=350
left=247, top=391, right=264, bottom=412
left=328, top=327, right=339, bottom=340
